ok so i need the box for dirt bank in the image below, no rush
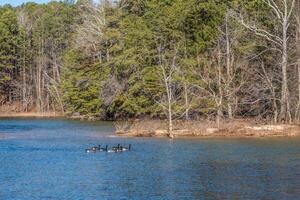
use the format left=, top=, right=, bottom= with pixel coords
left=115, top=120, right=300, bottom=138
left=0, top=112, right=63, bottom=118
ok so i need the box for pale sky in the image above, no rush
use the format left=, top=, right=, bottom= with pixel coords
left=0, top=0, right=57, bottom=7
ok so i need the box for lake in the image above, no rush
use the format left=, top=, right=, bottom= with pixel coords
left=0, top=118, right=300, bottom=200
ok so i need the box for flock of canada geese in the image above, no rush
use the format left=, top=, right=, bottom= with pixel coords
left=86, top=144, right=131, bottom=153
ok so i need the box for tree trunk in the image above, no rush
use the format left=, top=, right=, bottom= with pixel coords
left=225, top=14, right=233, bottom=119
left=296, top=63, right=300, bottom=121
left=53, top=53, right=60, bottom=83
left=216, top=41, right=223, bottom=128
left=36, top=64, right=41, bottom=112
left=41, top=72, right=45, bottom=113
left=280, top=20, right=292, bottom=123
left=167, top=78, right=173, bottom=139
left=216, top=103, right=223, bottom=129
left=273, top=98, right=279, bottom=124
left=168, top=100, right=173, bottom=138
left=22, top=50, right=27, bottom=111
left=296, top=12, right=300, bottom=122
left=184, top=82, right=189, bottom=120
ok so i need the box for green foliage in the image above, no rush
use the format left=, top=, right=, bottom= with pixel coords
left=61, top=49, right=105, bottom=117
left=58, top=0, right=229, bottom=118
left=0, top=6, right=19, bottom=83
left=1, top=0, right=294, bottom=121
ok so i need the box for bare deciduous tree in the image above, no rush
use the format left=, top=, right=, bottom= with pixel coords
left=143, top=43, right=182, bottom=138
left=294, top=1, right=300, bottom=121
left=157, top=45, right=178, bottom=138
left=234, top=0, right=296, bottom=123
left=75, top=0, right=106, bottom=60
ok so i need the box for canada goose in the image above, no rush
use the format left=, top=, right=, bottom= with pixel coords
left=99, top=145, right=108, bottom=152
left=107, top=149, right=117, bottom=153
left=112, top=144, right=120, bottom=151
left=107, top=144, right=122, bottom=153
left=86, top=148, right=96, bottom=153
left=121, top=144, right=131, bottom=151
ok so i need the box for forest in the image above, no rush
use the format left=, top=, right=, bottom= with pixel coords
left=0, top=0, right=299, bottom=126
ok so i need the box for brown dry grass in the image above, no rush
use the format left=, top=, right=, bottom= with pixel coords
left=0, top=102, right=63, bottom=118
left=115, top=119, right=300, bottom=138
left=0, top=112, right=63, bottom=118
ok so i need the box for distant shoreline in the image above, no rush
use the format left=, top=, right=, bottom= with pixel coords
left=1, top=114, right=299, bottom=139
left=0, top=112, right=63, bottom=118
left=115, top=120, right=300, bottom=138
left=116, top=128, right=300, bottom=138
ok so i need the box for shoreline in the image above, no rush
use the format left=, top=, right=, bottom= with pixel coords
left=116, top=133, right=300, bottom=139
left=0, top=113, right=299, bottom=139
left=0, top=112, right=64, bottom=118
left=116, top=129, right=300, bottom=138
left=115, top=122, right=300, bottom=138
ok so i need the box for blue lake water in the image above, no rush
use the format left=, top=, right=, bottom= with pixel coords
left=0, top=118, right=300, bottom=200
